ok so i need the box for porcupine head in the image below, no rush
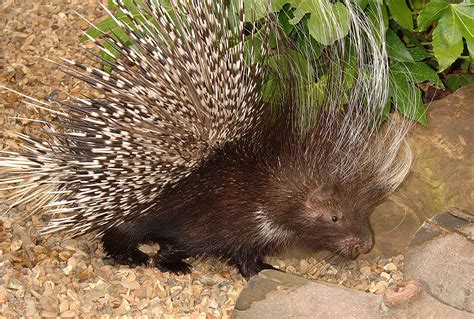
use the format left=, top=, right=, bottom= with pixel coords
left=0, top=0, right=415, bottom=278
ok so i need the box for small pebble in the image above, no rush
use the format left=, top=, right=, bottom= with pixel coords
left=369, top=282, right=377, bottom=293
left=61, top=310, right=76, bottom=318
left=375, top=281, right=389, bottom=295
left=360, top=266, right=371, bottom=279
left=380, top=272, right=391, bottom=280
left=384, top=262, right=397, bottom=272
left=3, top=220, right=12, bottom=229
left=392, top=272, right=404, bottom=282
left=10, top=239, right=22, bottom=251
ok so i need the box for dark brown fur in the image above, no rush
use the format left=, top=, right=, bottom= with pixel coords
left=102, top=129, right=376, bottom=278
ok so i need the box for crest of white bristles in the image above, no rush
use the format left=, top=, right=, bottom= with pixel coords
left=0, top=0, right=265, bottom=236
left=280, top=0, right=415, bottom=202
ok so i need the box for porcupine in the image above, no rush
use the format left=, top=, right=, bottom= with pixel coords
left=0, top=0, right=414, bottom=278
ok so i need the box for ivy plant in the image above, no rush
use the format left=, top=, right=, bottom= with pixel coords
left=417, top=0, right=473, bottom=71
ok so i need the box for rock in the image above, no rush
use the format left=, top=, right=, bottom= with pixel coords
left=0, top=287, right=7, bottom=303
left=369, top=282, right=377, bottom=293
left=380, top=272, right=391, bottom=280
left=60, top=310, right=76, bottom=318
left=234, top=270, right=383, bottom=318
left=404, top=211, right=474, bottom=313
left=369, top=85, right=474, bottom=258
left=383, top=263, right=397, bottom=272
left=59, top=300, right=69, bottom=313
left=359, top=266, right=371, bottom=279
left=391, top=272, right=403, bottom=282
left=374, top=281, right=388, bottom=295
left=3, top=219, right=12, bottom=229
left=25, top=300, right=37, bottom=317
left=10, top=239, right=22, bottom=251
left=384, top=280, right=421, bottom=307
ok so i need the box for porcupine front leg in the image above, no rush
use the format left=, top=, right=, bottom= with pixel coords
left=101, top=224, right=150, bottom=266
left=230, top=253, right=278, bottom=279
left=153, top=242, right=192, bottom=275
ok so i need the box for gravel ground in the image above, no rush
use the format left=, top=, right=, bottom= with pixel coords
left=1, top=1, right=407, bottom=317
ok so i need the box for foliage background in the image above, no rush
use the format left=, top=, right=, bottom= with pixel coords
left=85, top=0, right=474, bottom=126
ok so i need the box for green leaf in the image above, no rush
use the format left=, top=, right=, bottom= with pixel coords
left=240, top=0, right=287, bottom=22
left=262, top=78, right=285, bottom=104
left=243, top=29, right=264, bottom=65
left=407, top=47, right=432, bottom=61
left=365, top=1, right=389, bottom=32
left=308, top=3, right=349, bottom=46
left=278, top=4, right=295, bottom=36
left=411, top=0, right=428, bottom=11
left=312, top=74, right=329, bottom=108
left=461, top=59, right=472, bottom=73
left=81, top=16, right=119, bottom=43
left=467, top=40, right=474, bottom=62
left=386, top=29, right=415, bottom=62
left=386, top=0, right=414, bottom=30
left=445, top=74, right=474, bottom=91
left=242, top=0, right=270, bottom=22
left=396, top=61, right=444, bottom=88
left=417, top=2, right=474, bottom=70
left=432, top=5, right=465, bottom=71
left=390, top=69, right=427, bottom=125
left=101, top=40, right=121, bottom=72
left=289, top=0, right=350, bottom=45
left=454, top=4, right=474, bottom=57
left=417, top=0, right=449, bottom=31
left=107, top=0, right=118, bottom=9
left=288, top=49, right=313, bottom=80
left=356, top=0, right=370, bottom=10
left=382, top=92, right=392, bottom=122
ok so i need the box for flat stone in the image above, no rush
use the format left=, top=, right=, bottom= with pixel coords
left=233, top=270, right=383, bottom=319
left=392, top=288, right=474, bottom=319
left=408, top=221, right=446, bottom=248
left=405, top=212, right=474, bottom=313
left=432, top=209, right=472, bottom=232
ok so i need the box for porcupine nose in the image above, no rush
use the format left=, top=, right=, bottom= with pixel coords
left=351, top=237, right=373, bottom=259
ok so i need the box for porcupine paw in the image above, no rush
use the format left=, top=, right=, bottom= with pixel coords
left=111, top=248, right=150, bottom=267
left=152, top=244, right=192, bottom=275
left=237, top=260, right=278, bottom=279
left=154, top=259, right=193, bottom=275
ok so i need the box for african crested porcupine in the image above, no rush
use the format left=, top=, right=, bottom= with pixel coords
left=1, top=0, right=415, bottom=278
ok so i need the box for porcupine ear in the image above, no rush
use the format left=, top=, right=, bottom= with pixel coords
left=0, top=0, right=269, bottom=235
left=266, top=1, right=417, bottom=203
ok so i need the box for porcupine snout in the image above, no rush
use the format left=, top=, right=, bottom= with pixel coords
left=339, top=226, right=374, bottom=260
left=350, top=234, right=373, bottom=259
left=352, top=218, right=375, bottom=258
left=339, top=236, right=373, bottom=259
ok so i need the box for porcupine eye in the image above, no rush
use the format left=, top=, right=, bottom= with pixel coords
left=331, top=215, right=338, bottom=222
